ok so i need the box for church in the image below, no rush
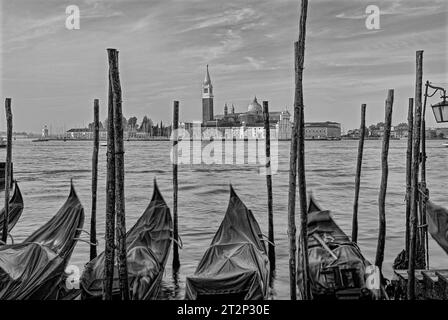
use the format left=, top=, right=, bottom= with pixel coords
left=201, top=65, right=292, bottom=139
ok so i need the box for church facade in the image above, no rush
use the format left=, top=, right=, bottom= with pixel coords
left=200, top=66, right=292, bottom=140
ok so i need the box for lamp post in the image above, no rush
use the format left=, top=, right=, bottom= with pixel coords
left=420, top=81, right=447, bottom=269
left=427, top=83, right=448, bottom=123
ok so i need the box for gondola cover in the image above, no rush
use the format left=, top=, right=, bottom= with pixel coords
left=426, top=200, right=448, bottom=254
left=185, top=186, right=269, bottom=300
left=0, top=181, right=24, bottom=240
left=0, top=183, right=84, bottom=299
left=80, top=180, right=173, bottom=300
left=297, top=195, right=373, bottom=299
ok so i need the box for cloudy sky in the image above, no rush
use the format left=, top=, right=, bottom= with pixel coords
left=0, top=0, right=447, bottom=133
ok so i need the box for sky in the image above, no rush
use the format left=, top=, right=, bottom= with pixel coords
left=0, top=0, right=447, bottom=133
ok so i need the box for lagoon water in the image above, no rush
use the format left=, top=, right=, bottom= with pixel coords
left=2, top=139, right=447, bottom=299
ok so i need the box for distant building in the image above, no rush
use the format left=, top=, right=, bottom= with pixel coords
left=202, top=65, right=214, bottom=124
left=199, top=65, right=293, bottom=139
left=305, top=122, right=341, bottom=140
left=436, top=127, right=448, bottom=138
left=66, top=128, right=107, bottom=140
left=42, top=125, right=49, bottom=138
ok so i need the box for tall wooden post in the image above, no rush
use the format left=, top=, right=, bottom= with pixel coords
left=287, top=42, right=299, bottom=300
left=420, top=82, right=429, bottom=269
left=108, top=48, right=129, bottom=300
left=296, top=0, right=310, bottom=300
left=408, top=50, right=423, bottom=300
left=263, top=101, right=275, bottom=272
left=90, top=99, right=99, bottom=260
left=172, top=101, right=180, bottom=271
left=375, top=89, right=394, bottom=273
left=1, top=98, right=12, bottom=244
left=405, top=98, right=414, bottom=256
left=104, top=63, right=116, bottom=301
left=352, top=104, right=366, bottom=243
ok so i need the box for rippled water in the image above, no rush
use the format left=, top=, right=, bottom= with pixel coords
left=2, top=139, right=447, bottom=299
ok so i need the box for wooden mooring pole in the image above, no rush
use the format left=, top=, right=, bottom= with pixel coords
left=1, top=98, right=12, bottom=244
left=90, top=99, right=99, bottom=261
left=421, top=82, right=429, bottom=269
left=296, top=0, right=310, bottom=300
left=263, top=101, right=275, bottom=273
left=172, top=100, right=180, bottom=271
left=108, top=48, right=129, bottom=300
left=287, top=43, right=299, bottom=299
left=352, top=104, right=366, bottom=243
left=405, top=98, right=414, bottom=257
left=408, top=50, right=424, bottom=300
left=104, top=62, right=116, bottom=300
left=375, top=89, right=394, bottom=273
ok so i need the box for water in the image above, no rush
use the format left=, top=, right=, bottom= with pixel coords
left=2, top=139, right=447, bottom=299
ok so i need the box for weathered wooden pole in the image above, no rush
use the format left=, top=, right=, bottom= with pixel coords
left=172, top=100, right=180, bottom=271
left=108, top=48, right=129, bottom=300
left=1, top=98, right=12, bottom=244
left=287, top=42, right=299, bottom=300
left=296, top=0, right=310, bottom=300
left=103, top=63, right=116, bottom=301
left=263, top=101, right=275, bottom=272
left=420, top=82, right=429, bottom=269
left=352, top=104, right=366, bottom=243
left=375, top=89, right=394, bottom=273
left=90, top=99, right=99, bottom=260
left=408, top=50, right=424, bottom=300
left=405, top=98, right=414, bottom=256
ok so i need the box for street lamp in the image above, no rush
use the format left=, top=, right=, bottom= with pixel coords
left=424, top=81, right=448, bottom=123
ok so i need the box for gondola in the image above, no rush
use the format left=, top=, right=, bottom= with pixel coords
left=0, top=182, right=85, bottom=299
left=426, top=200, right=448, bottom=254
left=0, top=181, right=24, bottom=241
left=80, top=179, right=173, bottom=300
left=185, top=186, right=269, bottom=300
left=297, top=194, right=376, bottom=300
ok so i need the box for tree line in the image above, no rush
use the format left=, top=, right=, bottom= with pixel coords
left=87, top=116, right=172, bottom=136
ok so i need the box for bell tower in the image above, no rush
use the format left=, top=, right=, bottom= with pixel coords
left=202, top=65, right=214, bottom=124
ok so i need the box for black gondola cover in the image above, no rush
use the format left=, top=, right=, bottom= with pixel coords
left=426, top=200, right=448, bottom=254
left=0, top=183, right=84, bottom=299
left=297, top=195, right=373, bottom=299
left=80, top=180, right=173, bottom=300
left=185, top=186, right=269, bottom=300
left=0, top=181, right=24, bottom=239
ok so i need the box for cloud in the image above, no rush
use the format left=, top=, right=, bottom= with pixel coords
left=245, top=56, right=264, bottom=70
left=180, top=29, right=243, bottom=60
left=180, top=7, right=262, bottom=32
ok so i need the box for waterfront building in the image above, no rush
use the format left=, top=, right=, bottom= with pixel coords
left=66, top=128, right=108, bottom=140
left=305, top=122, right=341, bottom=140
left=436, top=127, right=448, bottom=138
left=200, top=65, right=292, bottom=140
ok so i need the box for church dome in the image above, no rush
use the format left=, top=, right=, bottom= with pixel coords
left=247, top=96, right=262, bottom=113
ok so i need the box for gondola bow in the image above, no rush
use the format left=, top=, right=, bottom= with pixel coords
left=297, top=194, right=374, bottom=300
left=80, top=180, right=173, bottom=300
left=0, top=181, right=24, bottom=241
left=0, top=182, right=84, bottom=300
left=185, top=186, right=269, bottom=300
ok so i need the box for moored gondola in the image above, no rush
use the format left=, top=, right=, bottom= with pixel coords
left=0, top=181, right=24, bottom=242
left=185, top=185, right=270, bottom=300
left=80, top=179, right=173, bottom=300
left=0, top=181, right=85, bottom=300
left=297, top=194, right=377, bottom=300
